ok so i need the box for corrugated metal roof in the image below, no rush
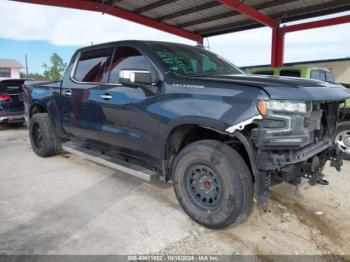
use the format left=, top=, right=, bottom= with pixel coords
left=92, top=0, right=350, bottom=37
left=15, top=0, right=349, bottom=40
left=0, top=59, right=23, bottom=68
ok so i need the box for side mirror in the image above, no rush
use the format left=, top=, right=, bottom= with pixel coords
left=119, top=70, right=153, bottom=86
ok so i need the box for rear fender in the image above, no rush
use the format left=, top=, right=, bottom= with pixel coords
left=29, top=100, right=67, bottom=140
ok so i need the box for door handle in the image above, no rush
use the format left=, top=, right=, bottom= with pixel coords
left=100, top=94, right=112, bottom=100
left=63, top=89, right=72, bottom=96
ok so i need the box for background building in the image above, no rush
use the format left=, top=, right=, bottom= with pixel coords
left=243, top=57, right=350, bottom=84
left=0, top=59, right=23, bottom=80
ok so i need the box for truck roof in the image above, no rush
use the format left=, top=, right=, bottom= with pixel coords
left=76, top=40, right=196, bottom=53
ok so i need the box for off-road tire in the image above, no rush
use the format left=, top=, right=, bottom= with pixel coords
left=173, top=140, right=253, bottom=229
left=29, top=113, right=62, bottom=157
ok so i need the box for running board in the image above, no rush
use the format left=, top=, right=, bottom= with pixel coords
left=62, top=143, right=159, bottom=182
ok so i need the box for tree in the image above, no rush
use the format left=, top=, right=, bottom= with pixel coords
left=20, top=72, right=47, bottom=80
left=42, top=53, right=67, bottom=81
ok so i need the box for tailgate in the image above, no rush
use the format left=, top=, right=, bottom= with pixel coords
left=0, top=80, right=24, bottom=112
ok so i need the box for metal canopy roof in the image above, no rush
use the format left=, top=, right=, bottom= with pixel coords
left=110, top=0, right=350, bottom=37
left=15, top=0, right=350, bottom=41
left=13, top=0, right=350, bottom=67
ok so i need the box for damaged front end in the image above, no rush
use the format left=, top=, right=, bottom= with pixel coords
left=228, top=98, right=350, bottom=209
left=252, top=99, right=344, bottom=189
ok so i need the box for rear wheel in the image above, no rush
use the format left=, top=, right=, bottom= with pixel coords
left=173, top=140, right=253, bottom=229
left=29, top=113, right=61, bottom=157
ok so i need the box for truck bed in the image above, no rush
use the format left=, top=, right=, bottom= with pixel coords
left=25, top=80, right=62, bottom=89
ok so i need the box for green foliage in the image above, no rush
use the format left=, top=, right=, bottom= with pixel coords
left=42, top=53, right=67, bottom=81
left=20, top=72, right=47, bottom=80
left=20, top=53, right=67, bottom=81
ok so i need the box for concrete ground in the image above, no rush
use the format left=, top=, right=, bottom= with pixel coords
left=0, top=125, right=349, bottom=256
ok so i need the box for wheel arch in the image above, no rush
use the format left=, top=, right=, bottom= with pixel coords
left=29, top=102, right=47, bottom=119
left=29, top=101, right=67, bottom=141
left=162, top=120, right=259, bottom=183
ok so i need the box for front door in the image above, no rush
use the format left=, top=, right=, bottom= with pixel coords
left=61, top=47, right=113, bottom=146
left=97, top=46, right=161, bottom=164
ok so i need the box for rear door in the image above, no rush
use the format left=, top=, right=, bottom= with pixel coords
left=61, top=47, right=113, bottom=145
left=96, top=45, right=161, bottom=164
left=0, top=80, right=24, bottom=112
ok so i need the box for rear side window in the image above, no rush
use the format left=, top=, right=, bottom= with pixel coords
left=0, top=68, right=11, bottom=78
left=74, top=48, right=113, bottom=83
left=253, top=71, right=274, bottom=75
left=310, top=70, right=320, bottom=80
left=279, top=70, right=301, bottom=77
left=326, top=71, right=335, bottom=83
left=109, top=46, right=155, bottom=84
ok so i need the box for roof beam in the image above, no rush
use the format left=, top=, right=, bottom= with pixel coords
left=157, top=2, right=221, bottom=22
left=178, top=0, right=297, bottom=29
left=197, top=19, right=255, bottom=35
left=217, top=0, right=276, bottom=28
left=200, top=0, right=350, bottom=37
left=134, top=0, right=176, bottom=14
left=275, top=0, right=350, bottom=24
left=283, top=14, right=350, bottom=33
left=11, top=0, right=202, bottom=43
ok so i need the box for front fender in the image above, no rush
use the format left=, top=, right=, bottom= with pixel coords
left=158, top=80, right=267, bottom=132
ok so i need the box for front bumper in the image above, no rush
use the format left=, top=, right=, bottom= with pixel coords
left=256, top=138, right=333, bottom=171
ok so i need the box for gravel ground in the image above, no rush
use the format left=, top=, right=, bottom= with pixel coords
left=0, top=124, right=349, bottom=256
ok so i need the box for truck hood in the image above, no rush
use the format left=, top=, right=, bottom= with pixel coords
left=194, top=74, right=350, bottom=101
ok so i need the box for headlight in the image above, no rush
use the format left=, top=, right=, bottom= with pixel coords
left=257, top=100, right=307, bottom=116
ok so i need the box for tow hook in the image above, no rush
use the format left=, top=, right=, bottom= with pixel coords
left=309, top=171, right=328, bottom=186
left=317, top=179, right=329, bottom=186
left=309, top=156, right=325, bottom=186
left=309, top=171, right=329, bottom=186
left=308, top=156, right=329, bottom=186
left=330, top=158, right=343, bottom=172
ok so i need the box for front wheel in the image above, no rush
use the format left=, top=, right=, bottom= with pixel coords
left=173, top=140, right=253, bottom=229
left=29, top=113, right=62, bottom=157
left=335, top=122, right=350, bottom=159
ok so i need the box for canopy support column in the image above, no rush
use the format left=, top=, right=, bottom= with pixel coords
left=271, top=25, right=285, bottom=68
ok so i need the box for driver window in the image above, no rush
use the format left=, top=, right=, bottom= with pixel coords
left=202, top=55, right=217, bottom=72
left=109, top=46, right=155, bottom=84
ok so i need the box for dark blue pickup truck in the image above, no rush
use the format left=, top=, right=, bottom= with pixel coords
left=23, top=40, right=350, bottom=229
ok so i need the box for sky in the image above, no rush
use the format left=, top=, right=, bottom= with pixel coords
left=0, top=0, right=350, bottom=74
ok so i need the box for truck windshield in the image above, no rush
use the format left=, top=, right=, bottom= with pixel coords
left=148, top=43, right=243, bottom=77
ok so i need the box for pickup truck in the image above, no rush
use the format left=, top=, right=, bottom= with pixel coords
left=23, top=40, right=350, bottom=229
